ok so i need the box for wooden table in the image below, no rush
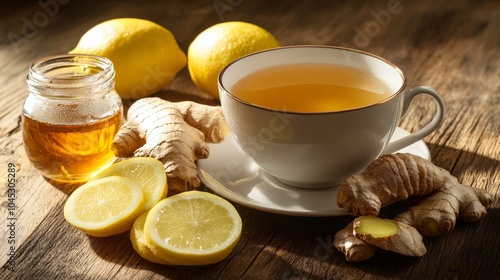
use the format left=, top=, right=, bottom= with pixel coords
left=1, top=0, right=499, bottom=279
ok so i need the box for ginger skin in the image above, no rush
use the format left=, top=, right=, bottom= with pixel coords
left=112, top=97, right=229, bottom=195
left=395, top=177, right=492, bottom=237
left=337, top=153, right=492, bottom=217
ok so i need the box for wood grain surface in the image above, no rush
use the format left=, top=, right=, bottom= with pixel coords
left=1, top=0, right=499, bottom=279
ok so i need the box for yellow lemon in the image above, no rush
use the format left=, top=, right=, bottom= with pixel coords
left=130, top=212, right=172, bottom=265
left=144, top=191, right=242, bottom=265
left=63, top=176, right=145, bottom=237
left=69, top=18, right=186, bottom=99
left=188, top=21, right=280, bottom=98
left=93, top=157, right=167, bottom=211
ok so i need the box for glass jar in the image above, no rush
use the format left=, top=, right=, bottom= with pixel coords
left=22, top=54, right=123, bottom=183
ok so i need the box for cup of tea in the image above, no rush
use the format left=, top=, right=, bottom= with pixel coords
left=218, top=46, right=444, bottom=189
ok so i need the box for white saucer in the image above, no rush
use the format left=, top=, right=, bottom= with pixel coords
left=197, top=127, right=430, bottom=217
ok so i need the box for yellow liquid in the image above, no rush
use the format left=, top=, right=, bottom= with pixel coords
left=231, top=63, right=392, bottom=113
left=22, top=110, right=122, bottom=182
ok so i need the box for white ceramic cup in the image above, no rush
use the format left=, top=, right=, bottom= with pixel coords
left=218, top=46, right=444, bottom=189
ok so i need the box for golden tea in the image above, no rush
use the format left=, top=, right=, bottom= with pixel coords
left=22, top=110, right=122, bottom=182
left=231, top=63, right=392, bottom=113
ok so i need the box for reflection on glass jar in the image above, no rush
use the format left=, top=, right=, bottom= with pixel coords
left=22, top=54, right=123, bottom=183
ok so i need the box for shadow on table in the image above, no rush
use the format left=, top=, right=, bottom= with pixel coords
left=427, top=143, right=500, bottom=179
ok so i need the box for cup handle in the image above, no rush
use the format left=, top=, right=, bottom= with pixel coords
left=382, top=86, right=445, bottom=155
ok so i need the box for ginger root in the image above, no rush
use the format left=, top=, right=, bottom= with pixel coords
left=333, top=221, right=377, bottom=262
left=334, top=216, right=426, bottom=262
left=353, top=216, right=426, bottom=257
left=112, top=97, right=229, bottom=195
left=334, top=153, right=493, bottom=261
left=337, top=153, right=492, bottom=217
left=395, top=177, right=493, bottom=237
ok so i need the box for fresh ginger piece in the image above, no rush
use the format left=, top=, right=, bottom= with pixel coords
left=334, top=221, right=377, bottom=262
left=353, top=216, right=427, bottom=257
left=334, top=216, right=426, bottom=261
left=395, top=177, right=493, bottom=237
left=338, top=153, right=467, bottom=216
left=112, top=97, right=229, bottom=195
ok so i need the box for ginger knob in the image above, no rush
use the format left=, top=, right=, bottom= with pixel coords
left=112, top=97, right=229, bottom=195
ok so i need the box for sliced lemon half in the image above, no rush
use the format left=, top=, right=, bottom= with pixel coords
left=144, top=191, right=242, bottom=265
left=63, top=176, right=145, bottom=237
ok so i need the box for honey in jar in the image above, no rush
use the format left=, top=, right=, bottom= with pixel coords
left=22, top=54, right=123, bottom=183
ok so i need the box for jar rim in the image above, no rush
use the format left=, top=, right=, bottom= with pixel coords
left=27, top=54, right=115, bottom=98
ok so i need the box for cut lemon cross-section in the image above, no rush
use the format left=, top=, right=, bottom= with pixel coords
left=64, top=176, right=145, bottom=237
left=93, top=157, right=167, bottom=211
left=130, top=212, right=172, bottom=264
left=144, top=191, right=242, bottom=265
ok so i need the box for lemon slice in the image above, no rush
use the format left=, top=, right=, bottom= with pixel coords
left=93, top=157, right=167, bottom=211
left=130, top=212, right=172, bottom=264
left=63, top=176, right=145, bottom=237
left=144, top=191, right=242, bottom=265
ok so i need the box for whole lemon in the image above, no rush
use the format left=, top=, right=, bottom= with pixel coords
left=69, top=18, right=186, bottom=99
left=188, top=21, right=280, bottom=98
